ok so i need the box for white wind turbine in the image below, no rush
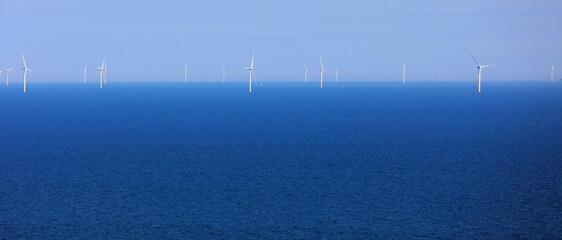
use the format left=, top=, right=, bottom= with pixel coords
left=336, top=66, right=339, bottom=83
left=22, top=53, right=33, bottom=93
left=304, top=65, right=309, bottom=84
left=320, top=57, right=326, bottom=88
left=98, top=59, right=105, bottom=89
left=222, top=65, right=225, bottom=83
left=402, top=61, right=406, bottom=84
left=551, top=65, right=554, bottom=83
left=6, top=67, right=14, bottom=86
left=184, top=64, right=188, bottom=84
left=83, top=65, right=87, bottom=84
left=246, top=53, right=255, bottom=93
left=0, top=69, right=2, bottom=84
left=471, top=54, right=493, bottom=93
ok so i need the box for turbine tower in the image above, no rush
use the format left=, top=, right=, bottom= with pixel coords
left=0, top=69, right=2, bottom=84
left=184, top=64, right=188, bottom=84
left=222, top=65, right=225, bottom=83
left=246, top=53, right=254, bottom=93
left=6, top=67, right=14, bottom=86
left=550, top=64, right=554, bottom=83
left=471, top=54, right=493, bottom=93
left=320, top=57, right=326, bottom=88
left=83, top=65, right=87, bottom=84
left=22, top=53, right=33, bottom=93
left=336, top=66, right=339, bottom=83
left=439, top=66, right=442, bottom=82
left=304, top=65, right=309, bottom=84
left=402, top=61, right=406, bottom=84
left=98, top=59, right=105, bottom=89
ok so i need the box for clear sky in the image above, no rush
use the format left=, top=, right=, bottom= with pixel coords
left=1, top=0, right=561, bottom=82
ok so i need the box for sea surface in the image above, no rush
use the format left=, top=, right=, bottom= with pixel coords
left=0, top=82, right=561, bottom=239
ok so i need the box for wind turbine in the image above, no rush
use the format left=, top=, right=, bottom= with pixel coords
left=246, top=53, right=254, bottom=93
left=222, top=65, right=225, bottom=83
left=551, top=65, right=555, bottom=83
left=471, top=54, right=493, bottom=93
left=98, top=59, right=105, bottom=89
left=0, top=69, right=2, bottom=84
left=6, top=67, right=14, bottom=86
left=336, top=66, right=339, bottom=83
left=83, top=65, right=87, bottom=84
left=402, top=61, right=406, bottom=84
left=320, top=57, right=326, bottom=88
left=184, top=64, right=188, bottom=84
left=22, top=53, right=33, bottom=93
left=304, top=65, right=309, bottom=84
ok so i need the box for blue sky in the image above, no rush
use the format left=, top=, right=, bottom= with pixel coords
left=0, top=0, right=561, bottom=82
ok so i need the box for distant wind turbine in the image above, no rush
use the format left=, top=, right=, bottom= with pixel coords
left=22, top=53, right=33, bottom=93
left=551, top=65, right=555, bottom=83
left=184, top=64, right=188, bottom=84
left=98, top=59, right=105, bottom=89
left=6, top=67, right=14, bottom=86
left=304, top=65, right=309, bottom=84
left=222, top=65, right=225, bottom=83
left=402, top=61, right=406, bottom=84
left=83, top=65, right=87, bottom=84
left=0, top=69, right=2, bottom=84
left=246, top=53, right=255, bottom=93
left=471, top=54, right=493, bottom=93
left=336, top=67, right=339, bottom=83
left=320, top=57, right=326, bottom=88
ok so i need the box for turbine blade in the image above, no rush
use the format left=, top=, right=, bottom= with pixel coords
left=320, top=57, right=323, bottom=68
left=470, top=54, right=481, bottom=67
left=22, top=53, right=27, bottom=68
left=481, top=64, right=494, bottom=68
left=28, top=69, right=34, bottom=72
left=251, top=53, right=254, bottom=68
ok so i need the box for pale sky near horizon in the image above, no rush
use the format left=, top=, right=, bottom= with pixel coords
left=0, top=0, right=561, bottom=82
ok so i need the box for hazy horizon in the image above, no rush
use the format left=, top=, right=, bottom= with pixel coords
left=1, top=0, right=561, bottom=83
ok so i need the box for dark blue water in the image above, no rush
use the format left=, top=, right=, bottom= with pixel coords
left=1, top=82, right=561, bottom=239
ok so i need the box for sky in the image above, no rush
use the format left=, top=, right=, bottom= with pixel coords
left=0, top=0, right=561, bottom=82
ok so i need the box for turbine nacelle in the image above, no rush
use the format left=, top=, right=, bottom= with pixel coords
left=479, top=64, right=493, bottom=70
left=471, top=54, right=492, bottom=70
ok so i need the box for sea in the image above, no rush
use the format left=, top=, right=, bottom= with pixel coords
left=0, top=82, right=561, bottom=239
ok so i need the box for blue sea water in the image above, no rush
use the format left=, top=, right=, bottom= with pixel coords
left=0, top=82, right=561, bottom=239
